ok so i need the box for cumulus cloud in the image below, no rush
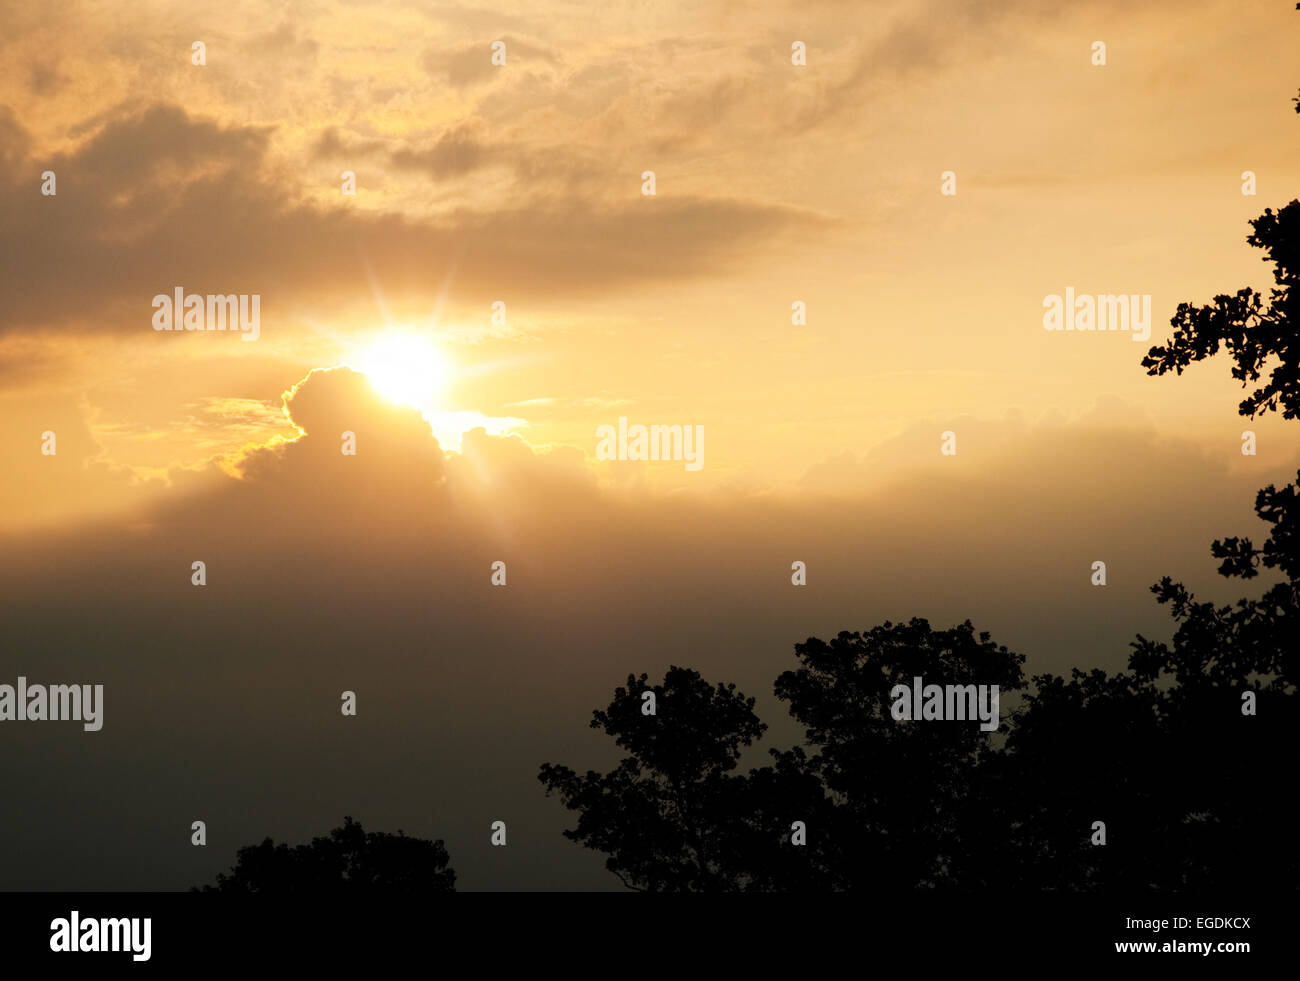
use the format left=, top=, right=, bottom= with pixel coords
left=1, top=365, right=1291, bottom=890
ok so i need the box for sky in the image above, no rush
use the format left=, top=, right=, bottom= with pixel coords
left=0, top=0, right=1297, bottom=890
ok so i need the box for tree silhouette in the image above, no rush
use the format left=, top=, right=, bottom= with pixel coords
left=1138, top=185, right=1300, bottom=697
left=764, top=619, right=1025, bottom=892
left=540, top=62, right=1299, bottom=895
left=539, top=622, right=1028, bottom=892
left=537, top=667, right=770, bottom=891
left=196, top=816, right=456, bottom=894
left=1114, top=91, right=1300, bottom=891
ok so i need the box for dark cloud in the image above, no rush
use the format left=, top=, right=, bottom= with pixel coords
left=28, top=60, right=66, bottom=96
left=0, top=368, right=1287, bottom=889
left=317, top=120, right=498, bottom=181
left=237, top=367, right=446, bottom=497
left=249, top=21, right=319, bottom=61
left=422, top=36, right=558, bottom=89
left=0, top=105, right=823, bottom=333
left=388, top=123, right=491, bottom=179
left=0, top=105, right=31, bottom=170
left=316, top=118, right=610, bottom=190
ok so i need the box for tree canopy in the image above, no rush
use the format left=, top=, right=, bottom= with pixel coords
left=197, top=816, right=456, bottom=894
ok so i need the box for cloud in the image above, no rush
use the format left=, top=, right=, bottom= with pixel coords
left=312, top=126, right=390, bottom=159
left=249, top=21, right=319, bottom=61
left=317, top=119, right=495, bottom=181
left=27, top=59, right=66, bottom=96
left=2, top=363, right=1289, bottom=889
left=314, top=116, right=612, bottom=192
left=0, top=104, right=827, bottom=333
left=234, top=367, right=446, bottom=498
left=0, top=391, right=167, bottom=532
left=422, top=36, right=559, bottom=89
left=0, top=105, right=31, bottom=169
left=500, top=394, right=636, bottom=419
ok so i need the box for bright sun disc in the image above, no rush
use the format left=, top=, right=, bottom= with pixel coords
left=355, top=333, right=446, bottom=409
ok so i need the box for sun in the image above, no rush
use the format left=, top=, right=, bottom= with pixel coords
left=353, top=332, right=447, bottom=409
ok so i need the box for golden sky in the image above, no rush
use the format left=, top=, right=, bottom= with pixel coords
left=0, top=0, right=1298, bottom=889
left=3, top=0, right=1298, bottom=532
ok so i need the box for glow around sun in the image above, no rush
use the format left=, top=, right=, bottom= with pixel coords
left=353, top=332, right=447, bottom=409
